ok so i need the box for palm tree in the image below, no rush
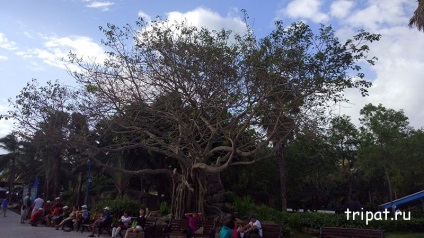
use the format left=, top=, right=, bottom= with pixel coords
left=0, top=134, right=20, bottom=202
left=409, top=0, right=424, bottom=32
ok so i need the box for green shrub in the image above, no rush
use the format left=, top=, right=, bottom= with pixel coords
left=233, top=195, right=255, bottom=217
left=159, top=201, right=170, bottom=216
left=91, top=199, right=141, bottom=218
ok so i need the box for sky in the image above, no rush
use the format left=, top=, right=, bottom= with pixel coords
left=0, top=0, right=423, bottom=153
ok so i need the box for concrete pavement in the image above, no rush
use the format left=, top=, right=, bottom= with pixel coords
left=0, top=209, right=109, bottom=238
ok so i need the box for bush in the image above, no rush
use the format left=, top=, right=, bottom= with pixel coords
left=91, top=199, right=142, bottom=218
left=159, top=201, right=170, bottom=216
left=233, top=195, right=255, bottom=218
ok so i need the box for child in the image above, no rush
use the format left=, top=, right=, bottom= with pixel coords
left=21, top=204, right=27, bottom=223
left=1, top=197, right=8, bottom=217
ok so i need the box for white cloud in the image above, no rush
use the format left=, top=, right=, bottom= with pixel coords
left=345, top=0, right=411, bottom=31
left=165, top=7, right=247, bottom=34
left=138, top=11, right=152, bottom=23
left=278, top=0, right=329, bottom=23
left=339, top=25, right=424, bottom=129
left=0, top=101, right=13, bottom=143
left=330, top=0, right=354, bottom=18
left=0, top=33, right=18, bottom=50
left=23, top=31, right=34, bottom=39
left=16, top=35, right=105, bottom=71
left=85, top=1, right=114, bottom=11
left=0, top=55, right=7, bottom=60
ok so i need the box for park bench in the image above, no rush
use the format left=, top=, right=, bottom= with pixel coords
left=79, top=213, right=113, bottom=236
left=163, top=219, right=215, bottom=238
left=319, top=227, right=384, bottom=238
left=79, top=212, right=99, bottom=233
left=97, top=216, right=113, bottom=236
left=236, top=221, right=282, bottom=238
left=119, top=217, right=158, bottom=238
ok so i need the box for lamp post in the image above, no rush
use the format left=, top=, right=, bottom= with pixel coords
left=85, top=159, right=92, bottom=206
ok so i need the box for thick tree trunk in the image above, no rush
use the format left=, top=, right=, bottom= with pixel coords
left=383, top=165, right=394, bottom=211
left=44, top=176, right=51, bottom=199
left=277, top=145, right=287, bottom=211
left=76, top=171, right=84, bottom=206
left=172, top=167, right=207, bottom=219
left=53, top=156, right=61, bottom=197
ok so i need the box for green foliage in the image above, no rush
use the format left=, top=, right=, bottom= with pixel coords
left=233, top=195, right=255, bottom=217
left=159, top=201, right=170, bottom=216
left=92, top=199, right=141, bottom=218
left=281, top=212, right=424, bottom=233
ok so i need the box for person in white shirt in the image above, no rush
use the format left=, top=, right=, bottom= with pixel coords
left=238, top=215, right=262, bottom=238
left=111, top=211, right=132, bottom=237
left=32, top=197, right=45, bottom=214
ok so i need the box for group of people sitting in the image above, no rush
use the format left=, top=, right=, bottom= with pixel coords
left=22, top=192, right=151, bottom=238
left=219, top=214, right=263, bottom=238
left=109, top=208, right=149, bottom=238
left=22, top=193, right=91, bottom=232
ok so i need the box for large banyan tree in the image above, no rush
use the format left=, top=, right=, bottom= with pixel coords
left=63, top=17, right=379, bottom=218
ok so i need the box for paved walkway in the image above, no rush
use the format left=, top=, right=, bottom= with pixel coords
left=0, top=209, right=109, bottom=238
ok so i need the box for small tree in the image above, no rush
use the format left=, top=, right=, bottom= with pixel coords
left=359, top=103, right=411, bottom=205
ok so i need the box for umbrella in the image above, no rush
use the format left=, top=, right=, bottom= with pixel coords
left=0, top=187, right=7, bottom=192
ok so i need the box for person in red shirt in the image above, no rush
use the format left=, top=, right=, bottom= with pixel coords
left=43, top=200, right=52, bottom=214
left=30, top=208, right=44, bottom=226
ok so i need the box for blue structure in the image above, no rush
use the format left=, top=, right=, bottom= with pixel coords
left=380, top=190, right=424, bottom=209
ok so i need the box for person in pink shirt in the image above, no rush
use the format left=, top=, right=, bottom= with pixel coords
left=183, top=212, right=202, bottom=238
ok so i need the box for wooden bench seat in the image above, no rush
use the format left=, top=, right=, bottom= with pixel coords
left=236, top=221, right=282, bottom=238
left=319, top=227, right=384, bottom=238
left=118, top=217, right=158, bottom=238
left=163, top=219, right=215, bottom=238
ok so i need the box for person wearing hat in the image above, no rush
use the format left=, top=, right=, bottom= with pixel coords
left=88, top=206, right=111, bottom=237
left=52, top=205, right=70, bottom=226
left=43, top=200, right=52, bottom=215
left=53, top=197, right=63, bottom=209
left=76, top=205, right=90, bottom=231
left=238, top=215, right=262, bottom=238
left=30, top=208, right=44, bottom=226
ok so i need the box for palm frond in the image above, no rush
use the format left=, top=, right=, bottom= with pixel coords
left=409, top=0, right=424, bottom=32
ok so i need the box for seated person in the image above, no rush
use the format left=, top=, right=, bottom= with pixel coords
left=111, top=211, right=131, bottom=238
left=220, top=219, right=235, bottom=238
left=183, top=212, right=202, bottom=238
left=88, top=206, right=112, bottom=237
left=56, top=206, right=78, bottom=231
left=52, top=205, right=70, bottom=226
left=75, top=205, right=90, bottom=231
left=237, top=215, right=262, bottom=238
left=124, top=209, right=146, bottom=238
left=46, top=206, right=63, bottom=226
left=43, top=200, right=52, bottom=214
left=41, top=200, right=52, bottom=225
left=30, top=208, right=44, bottom=226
